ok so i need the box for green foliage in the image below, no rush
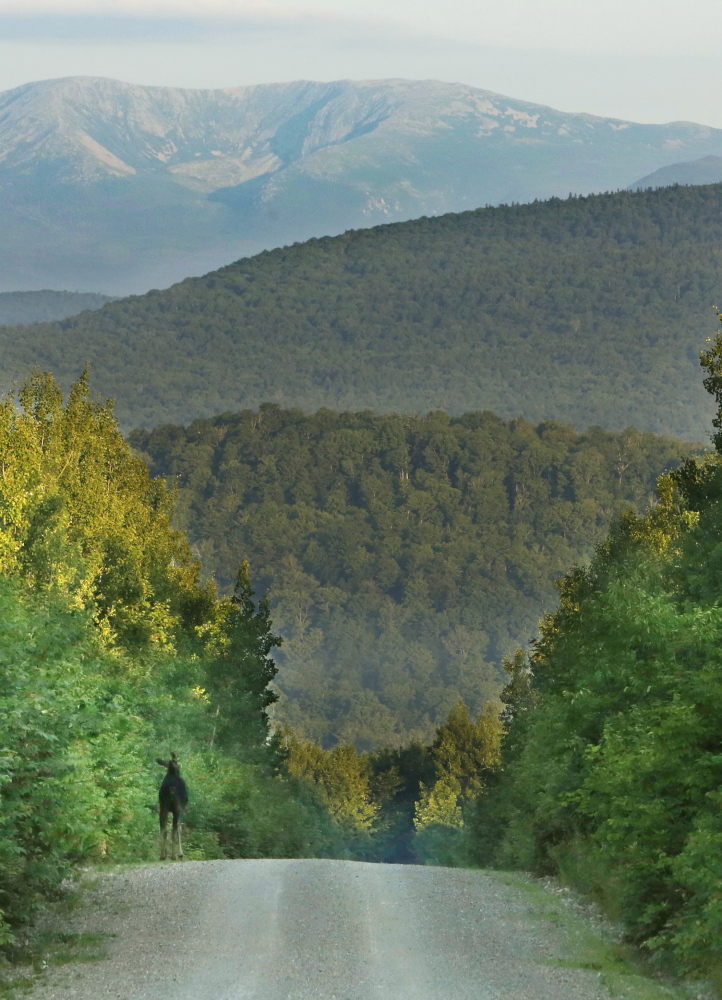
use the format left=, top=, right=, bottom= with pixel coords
left=284, top=731, right=377, bottom=838
left=199, top=562, right=281, bottom=758
left=173, top=746, right=346, bottom=861
left=415, top=701, right=502, bottom=830
left=481, top=321, right=722, bottom=978
left=283, top=698, right=503, bottom=866
left=0, top=581, right=153, bottom=936
left=0, top=372, right=344, bottom=945
left=132, top=405, right=689, bottom=746
left=3, top=185, right=722, bottom=437
left=0, top=578, right=346, bottom=938
left=0, top=368, right=213, bottom=652
left=412, top=701, right=502, bottom=866
left=365, top=742, right=436, bottom=863
left=429, top=700, right=503, bottom=801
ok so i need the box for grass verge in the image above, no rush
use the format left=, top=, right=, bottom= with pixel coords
left=0, top=873, right=114, bottom=998
left=495, top=872, right=716, bottom=1000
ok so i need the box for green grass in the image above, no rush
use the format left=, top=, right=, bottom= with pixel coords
left=29, top=930, right=111, bottom=967
left=0, top=874, right=114, bottom=998
left=495, top=872, right=716, bottom=1000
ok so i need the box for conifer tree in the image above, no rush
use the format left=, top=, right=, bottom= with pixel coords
left=201, top=561, right=281, bottom=756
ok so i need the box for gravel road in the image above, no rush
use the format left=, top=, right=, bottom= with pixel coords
left=31, top=859, right=621, bottom=1000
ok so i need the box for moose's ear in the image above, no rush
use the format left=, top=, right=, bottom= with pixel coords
left=156, top=758, right=169, bottom=767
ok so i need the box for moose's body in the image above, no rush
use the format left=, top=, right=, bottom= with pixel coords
left=157, top=754, right=188, bottom=860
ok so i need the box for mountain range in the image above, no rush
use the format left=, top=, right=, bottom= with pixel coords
left=5, top=76, right=722, bottom=293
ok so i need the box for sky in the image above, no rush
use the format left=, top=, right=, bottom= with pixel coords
left=0, top=0, right=720, bottom=126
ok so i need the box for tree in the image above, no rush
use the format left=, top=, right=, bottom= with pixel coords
left=283, top=732, right=378, bottom=834
left=475, top=320, right=722, bottom=975
left=0, top=369, right=214, bottom=652
left=201, top=562, right=281, bottom=757
left=415, top=701, right=502, bottom=831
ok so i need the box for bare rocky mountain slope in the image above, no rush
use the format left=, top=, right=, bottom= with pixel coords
left=5, top=75, right=722, bottom=292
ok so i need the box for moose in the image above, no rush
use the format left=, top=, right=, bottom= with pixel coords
left=156, top=753, right=188, bottom=861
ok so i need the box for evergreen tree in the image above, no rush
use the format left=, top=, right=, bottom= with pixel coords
left=202, top=562, right=281, bottom=756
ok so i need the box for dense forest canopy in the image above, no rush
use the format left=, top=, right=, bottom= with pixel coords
left=3, top=184, right=722, bottom=437
left=132, top=406, right=692, bottom=748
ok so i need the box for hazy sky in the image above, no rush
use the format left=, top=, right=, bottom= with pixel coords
left=1, top=0, right=720, bottom=126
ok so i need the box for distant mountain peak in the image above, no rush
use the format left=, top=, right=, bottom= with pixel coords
left=4, top=75, right=722, bottom=293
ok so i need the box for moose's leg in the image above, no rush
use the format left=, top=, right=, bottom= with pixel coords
left=177, top=815, right=184, bottom=860
left=170, top=809, right=178, bottom=860
left=159, top=806, right=169, bottom=860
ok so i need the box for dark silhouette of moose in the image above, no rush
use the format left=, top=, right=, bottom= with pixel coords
left=156, top=753, right=188, bottom=860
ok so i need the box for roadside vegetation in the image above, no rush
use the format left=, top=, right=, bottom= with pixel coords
left=457, top=322, right=722, bottom=984
left=0, top=371, right=345, bottom=944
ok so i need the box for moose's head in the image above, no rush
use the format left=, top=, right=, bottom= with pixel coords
left=156, top=752, right=181, bottom=775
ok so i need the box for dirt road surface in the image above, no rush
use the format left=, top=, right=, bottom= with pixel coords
left=30, top=858, right=630, bottom=1000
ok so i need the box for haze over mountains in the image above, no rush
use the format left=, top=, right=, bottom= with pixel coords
left=0, top=290, right=113, bottom=325
left=5, top=76, right=722, bottom=293
left=630, top=154, right=722, bottom=190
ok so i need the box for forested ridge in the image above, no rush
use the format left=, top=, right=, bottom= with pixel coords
left=4, top=184, right=722, bottom=437
left=132, top=407, right=690, bottom=748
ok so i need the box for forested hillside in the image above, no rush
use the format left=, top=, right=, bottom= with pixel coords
left=2, top=184, right=722, bottom=438
left=463, top=324, right=722, bottom=982
left=132, top=407, right=690, bottom=747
